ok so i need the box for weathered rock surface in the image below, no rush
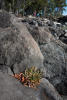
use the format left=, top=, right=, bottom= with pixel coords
left=40, top=78, right=63, bottom=100
left=24, top=17, right=67, bottom=44
left=27, top=25, right=54, bottom=44
left=0, top=71, right=40, bottom=100
left=25, top=18, right=67, bottom=95
left=0, top=10, right=11, bottom=28
left=0, top=11, right=66, bottom=100
left=62, top=96, right=67, bottom=100
left=0, top=12, right=44, bottom=74
left=0, top=71, right=63, bottom=100
left=27, top=23, right=67, bottom=79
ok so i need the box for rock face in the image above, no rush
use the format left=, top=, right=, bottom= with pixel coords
left=25, top=17, right=67, bottom=96
left=0, top=71, right=40, bottom=100
left=28, top=24, right=67, bottom=79
left=0, top=11, right=66, bottom=100
left=0, top=71, right=63, bottom=100
left=0, top=12, right=44, bottom=74
left=27, top=25, right=54, bottom=44
left=0, top=10, right=11, bottom=28
left=25, top=17, right=67, bottom=44
left=40, top=78, right=63, bottom=100
left=41, top=42, right=65, bottom=78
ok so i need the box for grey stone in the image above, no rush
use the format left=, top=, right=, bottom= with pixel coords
left=27, top=22, right=67, bottom=95
left=65, top=33, right=67, bottom=37
left=0, top=71, right=40, bottom=100
left=0, top=13, right=44, bottom=74
left=0, top=11, right=67, bottom=98
left=62, top=96, right=67, bottom=100
left=0, top=10, right=11, bottom=28
left=47, top=20, right=54, bottom=26
left=27, top=25, right=54, bottom=44
left=0, top=71, right=63, bottom=100
left=40, top=78, right=63, bottom=100
left=65, top=30, right=67, bottom=33
left=40, top=42, right=65, bottom=78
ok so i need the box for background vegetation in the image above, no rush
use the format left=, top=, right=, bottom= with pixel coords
left=1, top=0, right=67, bottom=18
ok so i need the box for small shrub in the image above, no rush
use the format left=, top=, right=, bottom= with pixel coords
left=13, top=66, right=42, bottom=88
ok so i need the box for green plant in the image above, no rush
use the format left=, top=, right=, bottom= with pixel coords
left=24, top=66, right=42, bottom=84
left=13, top=66, right=42, bottom=88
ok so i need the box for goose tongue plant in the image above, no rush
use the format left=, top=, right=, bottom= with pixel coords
left=13, top=67, right=42, bottom=88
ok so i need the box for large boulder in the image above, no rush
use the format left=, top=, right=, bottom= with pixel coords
left=27, top=22, right=67, bottom=95
left=0, top=71, right=41, bottom=100
left=28, top=24, right=67, bottom=80
left=40, top=41, right=66, bottom=79
left=0, top=71, right=63, bottom=100
left=40, top=41, right=67, bottom=96
left=0, top=12, right=44, bottom=74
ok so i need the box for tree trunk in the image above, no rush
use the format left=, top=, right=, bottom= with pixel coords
left=0, top=0, right=5, bottom=9
left=44, top=7, right=47, bottom=17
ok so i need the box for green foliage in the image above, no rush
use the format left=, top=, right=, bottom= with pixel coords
left=24, top=0, right=67, bottom=18
left=54, top=0, right=67, bottom=17
left=5, top=0, right=17, bottom=12
left=13, top=66, right=43, bottom=88
left=24, top=66, right=42, bottom=84
left=4, top=0, right=67, bottom=18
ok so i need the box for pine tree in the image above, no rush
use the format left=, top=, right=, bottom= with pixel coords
left=55, top=0, right=67, bottom=17
left=4, top=0, right=67, bottom=18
